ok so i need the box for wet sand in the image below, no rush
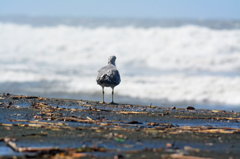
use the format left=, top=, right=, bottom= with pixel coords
left=0, top=94, right=240, bottom=159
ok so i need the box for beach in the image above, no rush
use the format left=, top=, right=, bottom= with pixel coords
left=0, top=94, right=240, bottom=158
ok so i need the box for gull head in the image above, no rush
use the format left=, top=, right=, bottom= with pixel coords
left=108, top=55, right=116, bottom=66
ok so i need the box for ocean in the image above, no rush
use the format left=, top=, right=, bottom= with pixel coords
left=0, top=16, right=240, bottom=110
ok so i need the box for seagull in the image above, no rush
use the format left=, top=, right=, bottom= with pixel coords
left=96, top=55, right=121, bottom=104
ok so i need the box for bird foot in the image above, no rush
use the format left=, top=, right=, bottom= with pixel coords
left=110, top=102, right=118, bottom=105
left=99, top=101, right=105, bottom=104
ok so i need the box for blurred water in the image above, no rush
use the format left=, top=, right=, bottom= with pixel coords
left=0, top=16, right=240, bottom=109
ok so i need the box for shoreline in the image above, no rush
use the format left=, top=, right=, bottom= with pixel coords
left=0, top=94, right=240, bottom=158
left=1, top=92, right=239, bottom=112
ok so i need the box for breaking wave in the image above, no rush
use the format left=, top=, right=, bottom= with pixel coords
left=0, top=22, right=240, bottom=106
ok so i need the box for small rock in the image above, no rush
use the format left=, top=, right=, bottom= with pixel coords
left=205, top=143, right=214, bottom=146
left=127, top=120, right=143, bottom=124
left=114, top=154, right=124, bottom=159
left=171, top=106, right=176, bottom=110
left=166, top=142, right=173, bottom=148
left=186, top=106, right=195, bottom=110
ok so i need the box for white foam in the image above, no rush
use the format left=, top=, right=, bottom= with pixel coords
left=0, top=23, right=240, bottom=106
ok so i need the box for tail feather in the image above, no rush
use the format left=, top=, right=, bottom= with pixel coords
left=97, top=74, right=111, bottom=84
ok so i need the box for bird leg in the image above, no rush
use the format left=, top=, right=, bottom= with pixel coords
left=100, top=87, right=105, bottom=104
left=110, top=87, right=115, bottom=104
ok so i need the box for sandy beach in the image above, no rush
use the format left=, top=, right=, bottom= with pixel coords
left=0, top=93, right=240, bottom=158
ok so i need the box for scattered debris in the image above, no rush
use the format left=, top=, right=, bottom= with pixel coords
left=0, top=94, right=239, bottom=158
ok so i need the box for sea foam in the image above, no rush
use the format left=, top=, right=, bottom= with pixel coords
left=0, top=22, right=240, bottom=106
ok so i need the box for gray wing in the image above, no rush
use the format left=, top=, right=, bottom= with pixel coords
left=96, top=65, right=121, bottom=86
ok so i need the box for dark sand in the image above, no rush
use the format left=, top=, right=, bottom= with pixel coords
left=0, top=94, right=240, bottom=159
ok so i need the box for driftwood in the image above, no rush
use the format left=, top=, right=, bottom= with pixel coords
left=175, top=115, right=240, bottom=121
left=119, top=111, right=148, bottom=114
left=57, top=117, right=98, bottom=123
left=4, top=138, right=59, bottom=152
